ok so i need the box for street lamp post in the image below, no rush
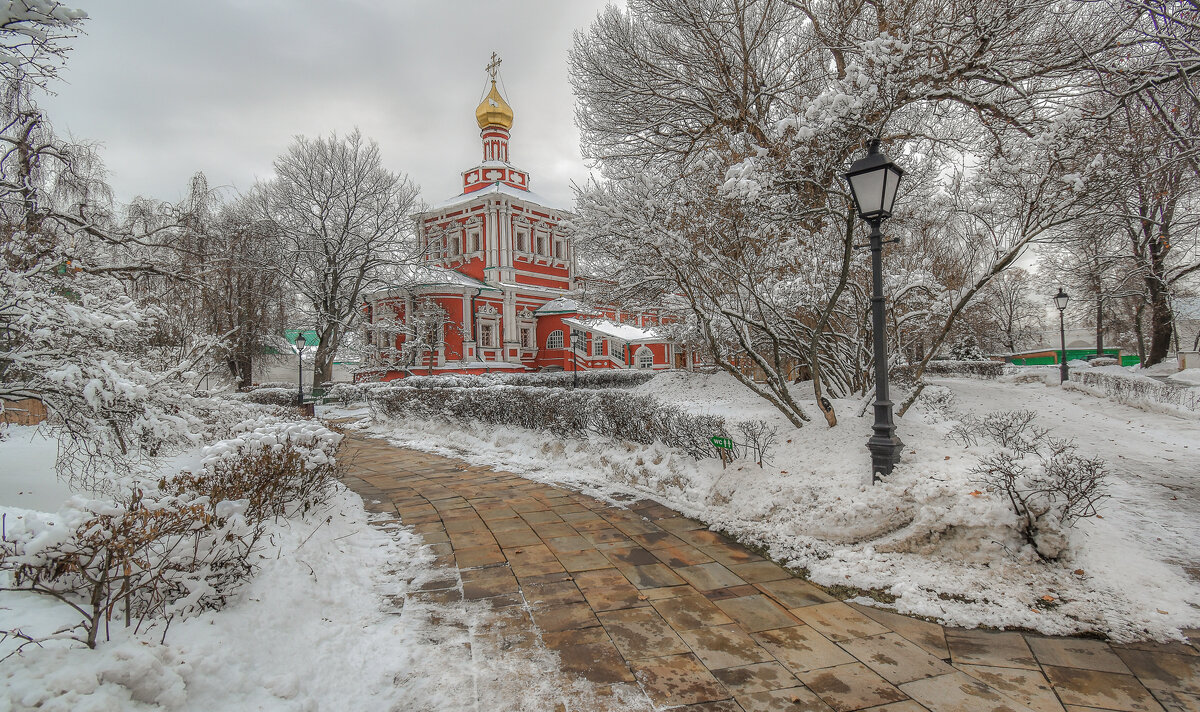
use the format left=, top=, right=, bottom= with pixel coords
left=1054, top=288, right=1070, bottom=384
left=294, top=334, right=307, bottom=407
left=844, top=139, right=905, bottom=483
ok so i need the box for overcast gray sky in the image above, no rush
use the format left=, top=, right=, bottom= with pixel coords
left=41, top=0, right=611, bottom=209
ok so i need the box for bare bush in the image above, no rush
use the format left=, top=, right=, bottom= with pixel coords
left=964, top=411, right=1108, bottom=559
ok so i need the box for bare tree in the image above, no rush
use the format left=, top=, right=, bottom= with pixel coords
left=252, top=130, right=420, bottom=389
left=970, top=268, right=1048, bottom=354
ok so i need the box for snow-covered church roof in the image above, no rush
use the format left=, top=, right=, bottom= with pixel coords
left=563, top=317, right=664, bottom=344
left=534, top=297, right=581, bottom=315
left=431, top=182, right=569, bottom=213
left=371, top=265, right=500, bottom=296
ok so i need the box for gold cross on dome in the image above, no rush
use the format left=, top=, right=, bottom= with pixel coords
left=486, top=52, right=502, bottom=81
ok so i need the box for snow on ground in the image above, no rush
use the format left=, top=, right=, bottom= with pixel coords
left=0, top=427, right=624, bottom=711
left=358, top=370, right=1200, bottom=641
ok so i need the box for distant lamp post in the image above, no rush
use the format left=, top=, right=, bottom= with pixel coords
left=294, top=333, right=307, bottom=407
left=570, top=329, right=584, bottom=389
left=1054, top=288, right=1070, bottom=384
left=844, top=138, right=905, bottom=483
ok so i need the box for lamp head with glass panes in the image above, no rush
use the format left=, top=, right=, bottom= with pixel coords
left=843, top=139, right=904, bottom=222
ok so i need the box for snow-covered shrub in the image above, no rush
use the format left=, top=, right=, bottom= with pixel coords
left=0, top=418, right=342, bottom=651
left=1089, top=357, right=1119, bottom=367
left=962, top=410, right=1108, bottom=559
left=0, top=488, right=261, bottom=650
left=369, top=385, right=739, bottom=460
left=165, top=418, right=342, bottom=519
left=1069, top=370, right=1200, bottom=413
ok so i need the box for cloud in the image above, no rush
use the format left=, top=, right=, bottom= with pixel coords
left=41, top=0, right=609, bottom=207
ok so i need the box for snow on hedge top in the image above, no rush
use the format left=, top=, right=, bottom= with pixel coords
left=199, top=417, right=342, bottom=470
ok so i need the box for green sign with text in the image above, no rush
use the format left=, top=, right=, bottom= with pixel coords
left=710, top=436, right=734, bottom=450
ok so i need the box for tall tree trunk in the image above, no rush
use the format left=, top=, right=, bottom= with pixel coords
left=1145, top=274, right=1174, bottom=366
left=1134, top=301, right=1147, bottom=364
left=312, top=324, right=340, bottom=390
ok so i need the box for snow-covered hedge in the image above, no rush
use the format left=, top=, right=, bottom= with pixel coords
left=330, top=370, right=658, bottom=404
left=369, top=385, right=729, bottom=460
left=229, top=387, right=299, bottom=407
left=1069, top=370, right=1200, bottom=414
left=895, top=359, right=1005, bottom=382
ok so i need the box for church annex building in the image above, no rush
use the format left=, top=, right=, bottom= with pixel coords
left=357, top=60, right=698, bottom=382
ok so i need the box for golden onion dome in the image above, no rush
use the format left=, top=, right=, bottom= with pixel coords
left=475, top=80, right=514, bottom=130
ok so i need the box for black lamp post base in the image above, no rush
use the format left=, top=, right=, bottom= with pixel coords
left=867, top=398, right=903, bottom=482
left=867, top=433, right=904, bottom=481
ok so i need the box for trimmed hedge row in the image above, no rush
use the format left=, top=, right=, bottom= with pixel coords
left=230, top=387, right=298, bottom=407
left=1070, top=370, right=1200, bottom=413
left=894, top=360, right=1006, bottom=383
left=369, top=385, right=728, bottom=460
left=327, top=370, right=658, bottom=404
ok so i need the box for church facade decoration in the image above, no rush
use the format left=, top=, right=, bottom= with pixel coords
left=358, top=56, right=695, bottom=381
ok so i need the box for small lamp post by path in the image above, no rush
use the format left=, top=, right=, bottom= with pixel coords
left=1054, top=288, right=1070, bottom=383
left=570, top=329, right=584, bottom=389
left=844, top=139, right=905, bottom=483
left=294, top=333, right=307, bottom=407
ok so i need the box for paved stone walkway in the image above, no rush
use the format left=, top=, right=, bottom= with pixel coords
left=341, top=434, right=1200, bottom=712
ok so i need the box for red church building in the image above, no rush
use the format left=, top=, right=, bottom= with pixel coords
left=358, top=59, right=691, bottom=382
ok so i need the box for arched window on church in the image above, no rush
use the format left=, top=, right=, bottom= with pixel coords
left=546, top=330, right=564, bottom=349
left=635, top=346, right=654, bottom=369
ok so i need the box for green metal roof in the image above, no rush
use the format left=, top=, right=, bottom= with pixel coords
left=283, top=329, right=320, bottom=347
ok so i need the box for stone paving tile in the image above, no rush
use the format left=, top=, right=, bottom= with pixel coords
left=599, top=542, right=660, bottom=566
left=654, top=544, right=718, bottom=568
left=791, top=602, right=891, bottom=642
left=901, top=671, right=1035, bottom=712
left=797, top=661, right=909, bottom=711
left=838, top=632, right=956, bottom=685
left=524, top=579, right=586, bottom=607
left=756, top=578, right=836, bottom=608
left=631, top=653, right=731, bottom=707
left=728, top=561, right=792, bottom=584
left=530, top=602, right=601, bottom=633
left=752, top=625, right=856, bottom=674
left=1043, top=665, right=1166, bottom=711
left=622, top=563, right=688, bottom=589
left=1114, top=648, right=1200, bottom=696
left=736, top=686, right=835, bottom=712
left=945, top=629, right=1039, bottom=670
left=676, top=700, right=747, bottom=712
left=711, top=662, right=800, bottom=696
left=598, top=607, right=691, bottom=660
left=676, top=562, right=750, bottom=591
left=1028, top=636, right=1133, bottom=674
left=678, top=624, right=775, bottom=670
left=714, top=594, right=801, bottom=633
left=556, top=549, right=613, bottom=573
left=956, top=664, right=1066, bottom=712
left=652, top=594, right=736, bottom=631
left=453, top=545, right=506, bottom=569
left=849, top=603, right=949, bottom=659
